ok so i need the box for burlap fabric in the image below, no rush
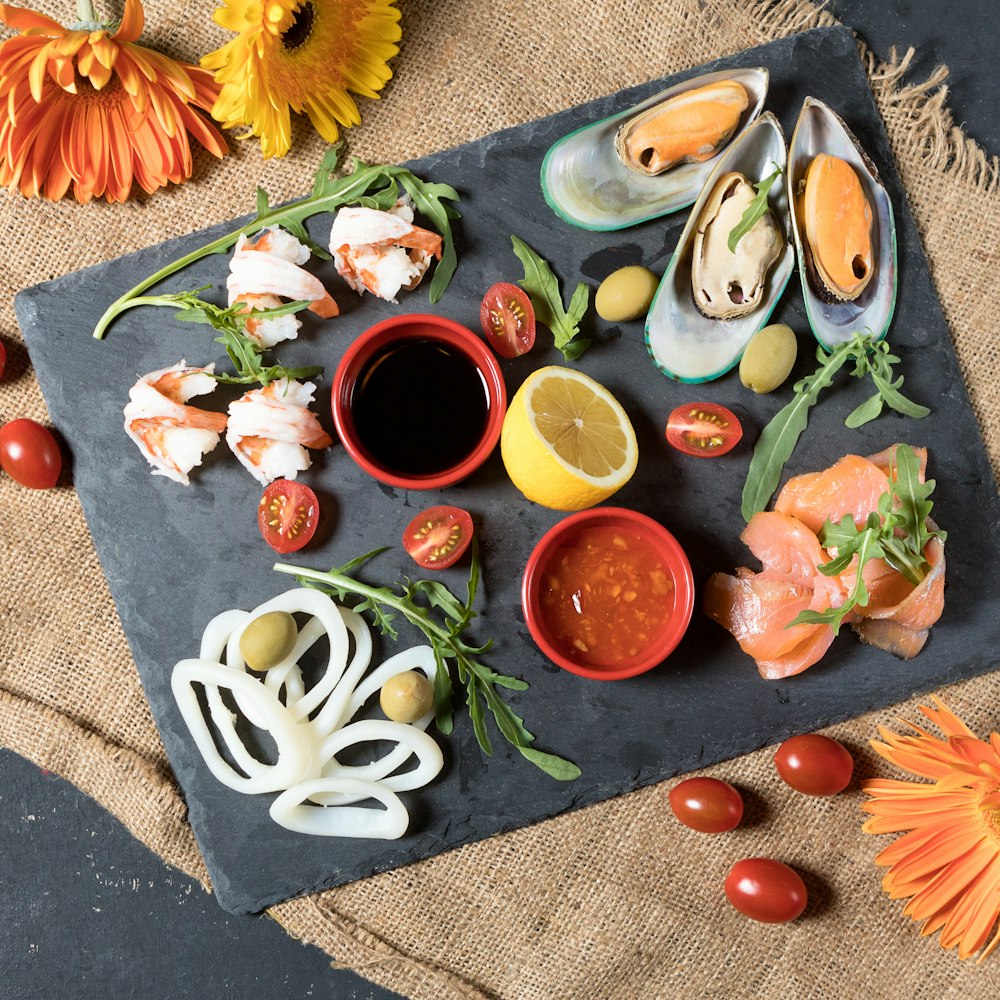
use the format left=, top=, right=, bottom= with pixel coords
left=3, top=0, right=999, bottom=996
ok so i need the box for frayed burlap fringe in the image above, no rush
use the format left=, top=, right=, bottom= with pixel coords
left=3, top=1, right=1000, bottom=999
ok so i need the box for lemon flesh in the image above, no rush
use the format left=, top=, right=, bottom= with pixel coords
left=500, top=366, right=638, bottom=510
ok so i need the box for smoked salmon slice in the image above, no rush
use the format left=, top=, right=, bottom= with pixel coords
left=705, top=446, right=945, bottom=679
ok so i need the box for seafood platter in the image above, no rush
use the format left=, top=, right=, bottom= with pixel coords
left=17, top=26, right=1000, bottom=914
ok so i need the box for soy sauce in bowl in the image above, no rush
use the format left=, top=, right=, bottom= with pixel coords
left=332, top=314, right=508, bottom=490
left=352, top=338, right=489, bottom=475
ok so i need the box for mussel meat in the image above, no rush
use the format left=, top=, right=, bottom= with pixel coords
left=798, top=153, right=874, bottom=302
left=691, top=172, right=784, bottom=320
left=615, top=80, right=750, bottom=177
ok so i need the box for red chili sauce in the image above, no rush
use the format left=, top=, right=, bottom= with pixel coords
left=538, top=524, right=675, bottom=669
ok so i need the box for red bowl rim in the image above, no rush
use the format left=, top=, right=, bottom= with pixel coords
left=331, top=313, right=507, bottom=490
left=521, top=506, right=695, bottom=681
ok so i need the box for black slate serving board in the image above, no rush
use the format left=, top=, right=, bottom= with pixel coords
left=17, top=26, right=1000, bottom=915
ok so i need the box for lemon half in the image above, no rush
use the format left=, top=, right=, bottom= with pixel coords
left=500, top=366, right=638, bottom=511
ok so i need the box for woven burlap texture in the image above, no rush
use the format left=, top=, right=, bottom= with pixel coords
left=2, top=0, right=999, bottom=997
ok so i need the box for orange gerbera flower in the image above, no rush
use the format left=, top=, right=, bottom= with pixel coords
left=862, top=697, right=1000, bottom=961
left=0, top=0, right=228, bottom=203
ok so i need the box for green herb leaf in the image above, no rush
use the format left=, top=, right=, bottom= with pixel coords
left=511, top=235, right=591, bottom=361
left=741, top=332, right=931, bottom=522
left=273, top=546, right=579, bottom=780
left=727, top=166, right=781, bottom=254
left=94, top=146, right=462, bottom=338
left=741, top=338, right=857, bottom=521
left=789, top=446, right=945, bottom=630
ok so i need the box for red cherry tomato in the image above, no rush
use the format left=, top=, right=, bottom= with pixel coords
left=403, top=505, right=473, bottom=570
left=480, top=282, right=536, bottom=358
left=774, top=733, right=854, bottom=796
left=668, top=777, right=743, bottom=833
left=665, top=402, right=742, bottom=458
left=0, top=418, right=62, bottom=488
left=724, top=858, right=808, bottom=923
left=257, top=480, right=319, bottom=554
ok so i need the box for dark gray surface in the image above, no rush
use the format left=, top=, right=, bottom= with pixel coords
left=15, top=25, right=1000, bottom=917
left=5, top=4, right=999, bottom=998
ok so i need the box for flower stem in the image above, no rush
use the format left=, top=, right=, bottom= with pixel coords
left=76, top=0, right=97, bottom=24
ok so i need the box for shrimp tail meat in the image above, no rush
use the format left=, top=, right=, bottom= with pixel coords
left=228, top=227, right=338, bottom=347
left=226, top=379, right=334, bottom=486
left=123, top=362, right=227, bottom=486
left=329, top=197, right=443, bottom=303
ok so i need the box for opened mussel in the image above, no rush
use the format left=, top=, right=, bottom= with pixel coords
left=787, top=98, right=896, bottom=348
left=691, top=171, right=784, bottom=320
left=645, top=112, right=794, bottom=383
left=615, top=80, right=750, bottom=176
left=541, top=67, right=768, bottom=231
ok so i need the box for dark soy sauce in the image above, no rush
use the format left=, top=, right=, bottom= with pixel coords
left=351, top=338, right=490, bottom=475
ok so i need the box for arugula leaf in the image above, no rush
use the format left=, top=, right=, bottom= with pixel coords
left=741, top=338, right=856, bottom=521
left=727, top=166, right=781, bottom=254
left=511, top=235, right=591, bottom=361
left=789, top=445, right=946, bottom=631
left=93, top=144, right=462, bottom=338
left=274, top=545, right=580, bottom=781
left=741, top=333, right=930, bottom=521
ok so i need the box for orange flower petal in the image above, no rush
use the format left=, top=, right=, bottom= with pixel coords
left=113, top=0, right=144, bottom=44
left=0, top=3, right=63, bottom=33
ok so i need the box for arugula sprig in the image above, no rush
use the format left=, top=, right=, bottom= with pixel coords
left=790, top=445, right=946, bottom=633
left=727, top=165, right=781, bottom=254
left=124, top=289, right=322, bottom=387
left=274, top=544, right=581, bottom=781
left=93, top=143, right=462, bottom=339
left=511, top=235, right=591, bottom=361
left=741, top=332, right=929, bottom=521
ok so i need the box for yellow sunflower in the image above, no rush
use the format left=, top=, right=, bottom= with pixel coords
left=0, top=0, right=227, bottom=203
left=202, top=0, right=401, bottom=159
left=862, top=697, right=1000, bottom=961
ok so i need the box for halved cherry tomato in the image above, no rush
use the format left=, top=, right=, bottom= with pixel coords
left=665, top=402, right=742, bottom=458
left=0, top=418, right=62, bottom=488
left=668, top=777, right=744, bottom=833
left=403, top=505, right=473, bottom=570
left=257, top=480, right=319, bottom=554
left=774, top=733, right=854, bottom=796
left=480, top=282, right=536, bottom=358
left=724, top=858, right=808, bottom=923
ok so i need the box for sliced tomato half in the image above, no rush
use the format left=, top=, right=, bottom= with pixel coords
left=480, top=282, right=536, bottom=358
left=403, top=505, right=473, bottom=570
left=258, top=480, right=320, bottom=554
left=665, top=402, right=743, bottom=458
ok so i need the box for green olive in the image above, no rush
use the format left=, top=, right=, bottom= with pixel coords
left=380, top=671, right=435, bottom=724
left=595, top=266, right=659, bottom=322
left=739, top=323, right=798, bottom=394
left=239, top=611, right=298, bottom=672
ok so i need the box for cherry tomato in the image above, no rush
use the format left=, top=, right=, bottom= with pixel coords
left=257, top=480, right=319, bottom=554
left=668, top=777, right=743, bottom=833
left=403, top=505, right=473, bottom=570
left=774, top=733, right=854, bottom=796
left=0, top=418, right=62, bottom=488
left=665, top=402, right=742, bottom=458
left=480, top=282, right=536, bottom=358
left=724, top=858, right=808, bottom=923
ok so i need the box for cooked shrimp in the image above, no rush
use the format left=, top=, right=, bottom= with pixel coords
left=227, top=226, right=338, bottom=348
left=124, top=362, right=227, bottom=486
left=226, top=379, right=333, bottom=485
left=329, top=197, right=443, bottom=303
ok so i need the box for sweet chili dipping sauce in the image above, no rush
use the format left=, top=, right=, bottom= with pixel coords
left=538, top=523, right=676, bottom=669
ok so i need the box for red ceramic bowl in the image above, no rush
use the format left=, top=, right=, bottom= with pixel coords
left=521, top=507, right=694, bottom=680
left=331, top=313, right=507, bottom=490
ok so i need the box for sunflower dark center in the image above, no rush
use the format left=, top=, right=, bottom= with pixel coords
left=281, top=3, right=315, bottom=51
